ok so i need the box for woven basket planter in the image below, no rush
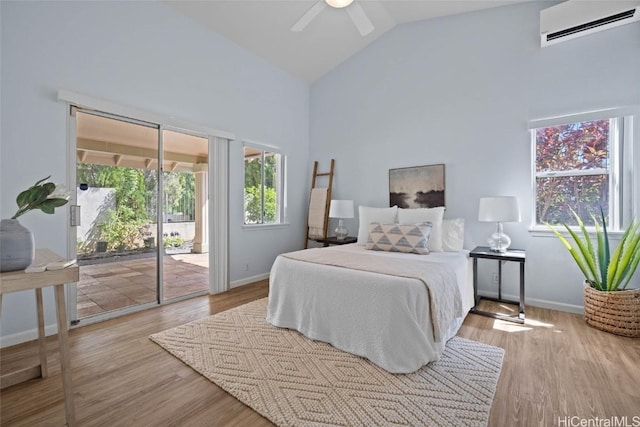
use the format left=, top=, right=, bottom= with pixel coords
left=583, top=284, right=640, bottom=338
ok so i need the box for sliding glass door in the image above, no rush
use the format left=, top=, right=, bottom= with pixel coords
left=70, top=110, right=210, bottom=323
left=161, top=129, right=210, bottom=301
left=74, top=110, right=160, bottom=320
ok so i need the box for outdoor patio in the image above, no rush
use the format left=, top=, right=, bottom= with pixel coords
left=77, top=253, right=209, bottom=318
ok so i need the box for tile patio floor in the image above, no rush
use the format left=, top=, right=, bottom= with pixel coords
left=77, top=253, right=209, bottom=319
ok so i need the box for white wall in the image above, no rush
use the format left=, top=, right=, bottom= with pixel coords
left=0, top=1, right=309, bottom=342
left=309, top=2, right=640, bottom=311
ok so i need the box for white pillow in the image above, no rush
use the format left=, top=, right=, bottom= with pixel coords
left=397, top=207, right=445, bottom=252
left=442, top=218, right=465, bottom=252
left=357, top=206, right=398, bottom=244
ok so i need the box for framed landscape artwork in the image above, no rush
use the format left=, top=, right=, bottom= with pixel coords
left=389, top=164, right=445, bottom=209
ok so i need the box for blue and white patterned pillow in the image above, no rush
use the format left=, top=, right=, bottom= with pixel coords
left=365, top=222, right=432, bottom=255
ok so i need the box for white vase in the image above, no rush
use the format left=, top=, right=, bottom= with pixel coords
left=0, top=218, right=35, bottom=272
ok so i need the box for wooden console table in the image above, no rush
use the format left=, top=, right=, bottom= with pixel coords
left=0, top=249, right=79, bottom=426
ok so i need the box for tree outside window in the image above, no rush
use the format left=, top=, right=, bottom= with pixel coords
left=534, top=119, right=613, bottom=227
left=244, top=146, right=283, bottom=224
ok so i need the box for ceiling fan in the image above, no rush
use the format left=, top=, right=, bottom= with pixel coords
left=291, top=0, right=374, bottom=36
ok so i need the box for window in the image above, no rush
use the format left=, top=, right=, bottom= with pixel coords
left=243, top=143, right=286, bottom=225
left=531, top=109, right=636, bottom=230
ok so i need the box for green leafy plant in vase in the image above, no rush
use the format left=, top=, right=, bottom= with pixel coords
left=547, top=208, right=640, bottom=337
left=0, top=176, right=70, bottom=272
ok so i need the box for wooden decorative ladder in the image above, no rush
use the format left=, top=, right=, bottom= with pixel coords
left=304, top=159, right=335, bottom=248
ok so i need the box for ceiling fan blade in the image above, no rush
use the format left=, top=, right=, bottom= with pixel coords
left=291, top=1, right=327, bottom=32
left=346, top=2, right=374, bottom=36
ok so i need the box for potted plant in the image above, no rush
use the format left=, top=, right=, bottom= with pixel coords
left=548, top=209, right=640, bottom=337
left=140, top=224, right=155, bottom=249
left=0, top=176, right=70, bottom=272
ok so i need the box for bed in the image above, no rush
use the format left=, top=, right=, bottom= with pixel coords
left=266, top=241, right=474, bottom=374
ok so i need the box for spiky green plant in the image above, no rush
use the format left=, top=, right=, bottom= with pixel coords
left=547, top=208, right=640, bottom=291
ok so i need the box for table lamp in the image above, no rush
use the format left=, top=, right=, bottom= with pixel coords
left=478, top=196, right=521, bottom=253
left=329, top=200, right=354, bottom=239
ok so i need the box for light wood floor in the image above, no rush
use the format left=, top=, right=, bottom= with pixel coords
left=1, top=281, right=638, bottom=426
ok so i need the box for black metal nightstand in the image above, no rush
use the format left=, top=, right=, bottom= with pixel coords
left=313, top=236, right=357, bottom=247
left=469, top=246, right=526, bottom=324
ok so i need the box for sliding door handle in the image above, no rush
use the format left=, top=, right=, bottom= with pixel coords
left=70, top=205, right=81, bottom=227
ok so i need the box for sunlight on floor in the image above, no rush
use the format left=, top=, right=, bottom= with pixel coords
left=497, top=304, right=515, bottom=312
left=491, top=316, right=555, bottom=333
left=492, top=320, right=532, bottom=332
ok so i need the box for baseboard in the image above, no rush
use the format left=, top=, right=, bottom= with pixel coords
left=230, top=272, right=270, bottom=289
left=0, top=324, right=59, bottom=349
left=477, top=290, right=584, bottom=314
left=526, top=297, right=583, bottom=314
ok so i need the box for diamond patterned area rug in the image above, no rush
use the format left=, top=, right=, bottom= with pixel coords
left=150, top=298, right=504, bottom=426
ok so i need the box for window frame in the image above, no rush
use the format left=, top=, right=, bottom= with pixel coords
left=529, top=106, right=637, bottom=234
left=242, top=141, right=287, bottom=227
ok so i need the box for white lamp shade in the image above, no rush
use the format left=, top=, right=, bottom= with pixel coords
left=478, top=197, right=521, bottom=222
left=329, top=200, right=354, bottom=218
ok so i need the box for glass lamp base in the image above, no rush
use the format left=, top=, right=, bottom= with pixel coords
left=335, top=219, right=348, bottom=240
left=488, top=232, right=511, bottom=253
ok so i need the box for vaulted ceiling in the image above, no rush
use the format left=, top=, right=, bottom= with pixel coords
left=165, top=0, right=529, bottom=83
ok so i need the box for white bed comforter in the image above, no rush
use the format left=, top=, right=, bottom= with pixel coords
left=266, top=244, right=474, bottom=374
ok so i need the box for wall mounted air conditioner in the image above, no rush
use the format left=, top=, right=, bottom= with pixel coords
left=540, top=0, right=640, bottom=47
